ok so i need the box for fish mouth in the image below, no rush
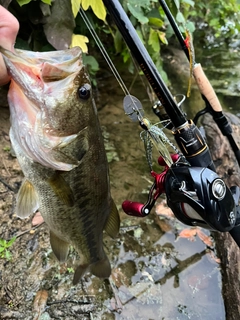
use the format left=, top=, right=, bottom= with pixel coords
left=0, top=46, right=82, bottom=93
left=3, top=46, right=87, bottom=171
left=0, top=46, right=82, bottom=65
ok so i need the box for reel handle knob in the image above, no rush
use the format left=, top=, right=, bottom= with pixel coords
left=122, top=200, right=145, bottom=217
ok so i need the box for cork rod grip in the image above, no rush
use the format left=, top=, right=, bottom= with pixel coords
left=193, top=63, right=222, bottom=112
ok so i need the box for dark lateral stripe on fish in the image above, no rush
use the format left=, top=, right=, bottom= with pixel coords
left=72, top=190, right=101, bottom=261
left=79, top=210, right=101, bottom=261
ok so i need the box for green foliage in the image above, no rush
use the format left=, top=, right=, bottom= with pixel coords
left=80, top=0, right=106, bottom=21
left=16, top=0, right=51, bottom=5
left=3, top=146, right=10, bottom=152
left=67, top=267, right=74, bottom=273
left=109, top=0, right=240, bottom=78
left=188, top=0, right=240, bottom=44
left=7, top=0, right=73, bottom=51
left=126, top=0, right=155, bottom=24
left=0, top=237, right=16, bottom=260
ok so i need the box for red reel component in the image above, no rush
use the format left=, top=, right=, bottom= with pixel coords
left=122, top=154, right=179, bottom=217
left=122, top=201, right=144, bottom=217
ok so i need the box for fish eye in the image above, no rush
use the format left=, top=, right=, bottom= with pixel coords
left=78, top=84, right=91, bottom=100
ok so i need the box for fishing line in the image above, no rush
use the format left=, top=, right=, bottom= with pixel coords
left=78, top=7, right=131, bottom=98
left=128, top=50, right=156, bottom=103
left=78, top=6, right=154, bottom=117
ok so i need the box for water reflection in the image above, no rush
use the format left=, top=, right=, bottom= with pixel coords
left=101, top=212, right=224, bottom=319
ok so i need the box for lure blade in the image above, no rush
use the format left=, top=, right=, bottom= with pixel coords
left=123, top=95, right=144, bottom=122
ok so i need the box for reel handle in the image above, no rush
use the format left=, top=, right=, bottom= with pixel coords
left=122, top=200, right=145, bottom=217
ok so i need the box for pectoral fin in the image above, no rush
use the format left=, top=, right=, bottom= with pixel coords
left=50, top=231, right=69, bottom=262
left=48, top=172, right=74, bottom=207
left=16, top=178, right=39, bottom=218
left=104, top=199, right=120, bottom=238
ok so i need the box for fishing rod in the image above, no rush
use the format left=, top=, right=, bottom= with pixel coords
left=102, top=0, right=214, bottom=171
left=102, top=0, right=240, bottom=247
left=158, top=0, right=240, bottom=167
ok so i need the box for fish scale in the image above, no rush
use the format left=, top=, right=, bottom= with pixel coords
left=1, top=46, right=120, bottom=284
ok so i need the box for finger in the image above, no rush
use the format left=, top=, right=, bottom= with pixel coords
left=0, top=5, right=19, bottom=51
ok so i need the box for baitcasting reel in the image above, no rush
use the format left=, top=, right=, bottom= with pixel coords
left=122, top=154, right=240, bottom=232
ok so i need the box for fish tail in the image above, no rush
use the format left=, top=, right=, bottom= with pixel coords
left=90, top=255, right=111, bottom=279
left=72, top=256, right=111, bottom=285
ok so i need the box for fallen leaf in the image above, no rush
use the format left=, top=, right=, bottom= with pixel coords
left=33, top=290, right=48, bottom=320
left=155, top=200, right=174, bottom=218
left=207, top=251, right=221, bottom=264
left=178, top=228, right=197, bottom=241
left=32, top=211, right=44, bottom=226
left=111, top=268, right=130, bottom=288
left=196, top=229, right=214, bottom=248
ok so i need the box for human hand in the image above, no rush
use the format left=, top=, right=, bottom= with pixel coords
left=0, top=5, right=19, bottom=85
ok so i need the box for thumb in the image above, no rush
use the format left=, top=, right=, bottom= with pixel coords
left=0, top=5, right=19, bottom=51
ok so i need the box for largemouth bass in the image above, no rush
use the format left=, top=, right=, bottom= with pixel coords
left=0, top=46, right=120, bottom=284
